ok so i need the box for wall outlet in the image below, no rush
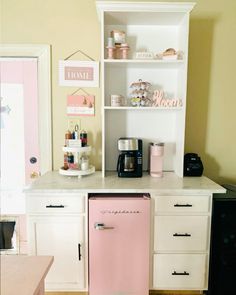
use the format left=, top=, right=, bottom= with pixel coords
left=68, top=118, right=80, bottom=131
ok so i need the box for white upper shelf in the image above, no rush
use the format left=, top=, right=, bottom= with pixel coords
left=96, top=1, right=196, bottom=25
left=103, top=59, right=184, bottom=63
left=104, top=106, right=183, bottom=110
left=103, top=59, right=185, bottom=69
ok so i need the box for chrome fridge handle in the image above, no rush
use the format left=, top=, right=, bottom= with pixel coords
left=94, top=222, right=114, bottom=230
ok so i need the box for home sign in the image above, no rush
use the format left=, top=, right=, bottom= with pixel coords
left=59, top=60, right=99, bottom=87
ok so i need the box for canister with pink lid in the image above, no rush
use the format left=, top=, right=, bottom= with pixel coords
left=120, top=43, right=130, bottom=59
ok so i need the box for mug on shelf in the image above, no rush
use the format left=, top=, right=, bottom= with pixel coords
left=110, top=94, right=125, bottom=107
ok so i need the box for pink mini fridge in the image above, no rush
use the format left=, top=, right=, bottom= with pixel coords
left=89, top=194, right=150, bottom=295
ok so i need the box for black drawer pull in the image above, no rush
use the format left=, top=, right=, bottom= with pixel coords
left=172, top=271, right=189, bottom=276
left=78, top=243, right=82, bottom=261
left=173, top=233, right=191, bottom=237
left=174, top=204, right=192, bottom=207
left=46, top=205, right=65, bottom=208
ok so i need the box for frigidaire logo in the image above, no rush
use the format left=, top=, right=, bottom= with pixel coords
left=100, top=210, right=141, bottom=215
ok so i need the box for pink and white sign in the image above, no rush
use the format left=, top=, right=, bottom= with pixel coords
left=59, top=60, right=99, bottom=87
left=67, top=95, right=95, bottom=116
left=152, top=90, right=183, bottom=108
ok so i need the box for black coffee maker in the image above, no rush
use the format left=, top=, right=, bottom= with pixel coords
left=117, top=138, right=142, bottom=177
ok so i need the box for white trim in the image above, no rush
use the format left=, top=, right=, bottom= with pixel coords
left=0, top=44, right=52, bottom=175
left=96, top=1, right=196, bottom=20
left=0, top=57, right=37, bottom=62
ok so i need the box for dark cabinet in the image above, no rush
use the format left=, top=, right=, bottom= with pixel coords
left=208, top=185, right=236, bottom=295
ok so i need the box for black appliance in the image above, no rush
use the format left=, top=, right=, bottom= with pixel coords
left=184, top=153, right=204, bottom=176
left=0, top=221, right=16, bottom=250
left=207, top=184, right=236, bottom=295
left=117, top=138, right=142, bottom=178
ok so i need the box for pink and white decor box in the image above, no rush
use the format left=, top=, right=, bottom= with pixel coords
left=67, top=95, right=95, bottom=116
left=59, top=60, right=99, bottom=87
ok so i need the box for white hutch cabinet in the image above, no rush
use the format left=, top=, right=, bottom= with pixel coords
left=96, top=1, right=195, bottom=177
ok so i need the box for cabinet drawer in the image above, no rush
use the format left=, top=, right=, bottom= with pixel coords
left=154, top=215, right=209, bottom=251
left=153, top=254, right=207, bottom=289
left=154, top=195, right=210, bottom=213
left=27, top=194, right=85, bottom=214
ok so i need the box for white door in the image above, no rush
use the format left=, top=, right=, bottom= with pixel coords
left=0, top=58, right=40, bottom=189
left=29, top=216, right=85, bottom=290
left=0, top=51, right=51, bottom=216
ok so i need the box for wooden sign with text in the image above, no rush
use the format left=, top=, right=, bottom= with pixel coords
left=59, top=60, right=99, bottom=87
left=152, top=90, right=183, bottom=108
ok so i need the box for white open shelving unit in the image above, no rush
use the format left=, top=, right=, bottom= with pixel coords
left=96, top=1, right=195, bottom=177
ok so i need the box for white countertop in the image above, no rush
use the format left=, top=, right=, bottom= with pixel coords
left=26, top=171, right=226, bottom=195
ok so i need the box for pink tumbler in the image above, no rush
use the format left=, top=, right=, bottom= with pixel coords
left=150, top=142, right=164, bottom=177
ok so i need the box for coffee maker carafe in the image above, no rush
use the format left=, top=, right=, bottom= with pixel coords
left=117, top=138, right=142, bottom=177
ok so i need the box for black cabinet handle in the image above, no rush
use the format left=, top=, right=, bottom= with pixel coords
left=173, top=233, right=191, bottom=237
left=78, top=243, right=82, bottom=261
left=45, top=205, right=65, bottom=208
left=172, top=271, right=189, bottom=276
left=174, top=204, right=192, bottom=207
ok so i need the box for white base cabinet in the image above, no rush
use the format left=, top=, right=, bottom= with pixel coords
left=26, top=171, right=225, bottom=292
left=152, top=194, right=212, bottom=290
left=27, top=191, right=212, bottom=292
left=28, top=216, right=85, bottom=290
left=27, top=193, right=87, bottom=291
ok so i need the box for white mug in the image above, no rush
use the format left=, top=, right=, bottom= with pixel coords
left=111, top=94, right=124, bottom=107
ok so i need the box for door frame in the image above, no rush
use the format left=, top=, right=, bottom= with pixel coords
left=0, top=44, right=52, bottom=175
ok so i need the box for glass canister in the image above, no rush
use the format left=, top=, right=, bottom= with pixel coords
left=80, top=154, right=89, bottom=171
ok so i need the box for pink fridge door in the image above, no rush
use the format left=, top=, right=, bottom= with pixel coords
left=0, top=58, right=39, bottom=186
left=89, top=195, right=150, bottom=295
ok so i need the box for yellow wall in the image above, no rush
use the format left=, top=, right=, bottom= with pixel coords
left=186, top=0, right=236, bottom=184
left=1, top=0, right=236, bottom=184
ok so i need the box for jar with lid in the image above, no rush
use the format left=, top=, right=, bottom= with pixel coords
left=63, top=152, right=69, bottom=170
left=120, top=43, right=130, bottom=59
left=106, top=37, right=116, bottom=59
left=80, top=154, right=89, bottom=171
left=65, top=130, right=72, bottom=146
left=80, top=130, right=87, bottom=147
